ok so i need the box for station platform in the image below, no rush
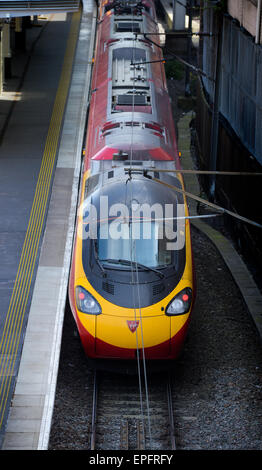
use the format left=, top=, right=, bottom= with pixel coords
left=0, top=0, right=96, bottom=450
left=1, top=0, right=261, bottom=453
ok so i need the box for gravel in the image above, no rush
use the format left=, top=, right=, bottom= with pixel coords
left=173, top=225, right=262, bottom=450
left=48, top=225, right=262, bottom=450
left=48, top=61, right=262, bottom=451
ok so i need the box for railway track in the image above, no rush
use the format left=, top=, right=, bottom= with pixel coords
left=89, top=368, right=177, bottom=450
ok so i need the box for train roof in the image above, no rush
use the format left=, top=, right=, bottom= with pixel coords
left=83, top=160, right=185, bottom=213
left=84, top=0, right=179, bottom=166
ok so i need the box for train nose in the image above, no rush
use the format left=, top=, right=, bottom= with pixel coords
left=94, top=314, right=171, bottom=359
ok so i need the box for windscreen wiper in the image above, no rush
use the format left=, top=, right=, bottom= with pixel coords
left=101, top=258, right=164, bottom=278
left=93, top=240, right=107, bottom=277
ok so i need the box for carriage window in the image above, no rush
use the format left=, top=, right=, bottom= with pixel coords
left=115, top=22, right=141, bottom=33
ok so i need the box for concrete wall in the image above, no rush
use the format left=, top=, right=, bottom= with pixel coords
left=227, top=0, right=262, bottom=43
left=194, top=77, right=262, bottom=270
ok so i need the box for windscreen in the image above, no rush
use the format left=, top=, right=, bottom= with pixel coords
left=98, top=220, right=173, bottom=268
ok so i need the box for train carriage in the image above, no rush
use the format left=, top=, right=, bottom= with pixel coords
left=69, top=0, right=195, bottom=361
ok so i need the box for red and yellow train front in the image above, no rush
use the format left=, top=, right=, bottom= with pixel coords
left=69, top=171, right=194, bottom=360
left=70, top=276, right=193, bottom=360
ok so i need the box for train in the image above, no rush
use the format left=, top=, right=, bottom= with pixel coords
left=68, top=0, right=195, bottom=362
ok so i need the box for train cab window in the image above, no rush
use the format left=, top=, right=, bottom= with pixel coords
left=98, top=221, right=172, bottom=268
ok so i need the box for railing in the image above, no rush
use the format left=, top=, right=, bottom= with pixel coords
left=202, top=12, right=262, bottom=165
left=220, top=16, right=262, bottom=165
left=0, top=0, right=80, bottom=16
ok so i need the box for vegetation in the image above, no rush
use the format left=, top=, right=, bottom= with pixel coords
left=164, top=59, right=184, bottom=80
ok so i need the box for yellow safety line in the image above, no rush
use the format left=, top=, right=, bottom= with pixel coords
left=0, top=9, right=81, bottom=428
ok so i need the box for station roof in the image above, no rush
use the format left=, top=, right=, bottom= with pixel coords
left=0, top=0, right=80, bottom=18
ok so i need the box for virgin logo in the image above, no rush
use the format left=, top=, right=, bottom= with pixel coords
left=127, top=320, right=139, bottom=333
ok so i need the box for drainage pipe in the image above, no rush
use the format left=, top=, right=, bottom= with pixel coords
left=255, top=0, right=261, bottom=44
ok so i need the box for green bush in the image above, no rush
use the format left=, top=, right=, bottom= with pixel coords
left=164, top=60, right=184, bottom=80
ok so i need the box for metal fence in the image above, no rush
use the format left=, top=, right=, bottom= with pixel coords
left=220, top=16, right=262, bottom=165
left=202, top=11, right=262, bottom=165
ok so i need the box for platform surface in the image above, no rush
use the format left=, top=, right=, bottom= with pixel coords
left=0, top=0, right=96, bottom=449
left=2, top=0, right=261, bottom=451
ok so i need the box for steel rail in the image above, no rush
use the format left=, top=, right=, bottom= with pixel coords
left=129, top=6, right=152, bottom=452
left=120, top=420, right=129, bottom=450
left=167, top=375, right=176, bottom=450
left=136, top=419, right=144, bottom=450
left=90, top=370, right=98, bottom=450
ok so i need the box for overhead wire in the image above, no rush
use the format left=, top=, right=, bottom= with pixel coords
left=150, top=177, right=262, bottom=230
left=123, top=167, right=262, bottom=229
left=128, top=0, right=152, bottom=449
left=129, top=31, right=215, bottom=82
left=134, top=168, right=262, bottom=177
left=100, top=0, right=262, bottom=450
left=84, top=0, right=261, bottom=450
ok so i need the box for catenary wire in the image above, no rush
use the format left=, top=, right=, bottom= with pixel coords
left=129, top=2, right=152, bottom=448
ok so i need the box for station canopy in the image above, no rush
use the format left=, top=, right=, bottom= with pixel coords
left=0, top=0, right=81, bottom=18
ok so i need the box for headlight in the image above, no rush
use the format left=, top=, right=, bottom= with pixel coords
left=166, top=288, right=192, bottom=316
left=76, top=286, right=102, bottom=315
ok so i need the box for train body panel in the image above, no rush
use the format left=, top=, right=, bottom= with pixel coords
left=71, top=310, right=191, bottom=360
left=84, top=0, right=178, bottom=167
left=68, top=0, right=195, bottom=362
